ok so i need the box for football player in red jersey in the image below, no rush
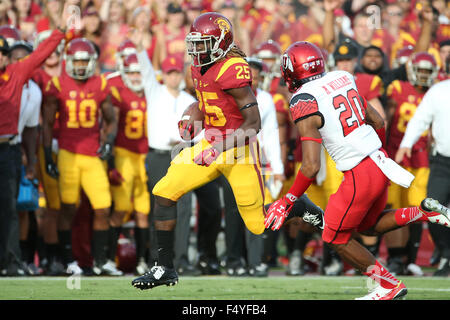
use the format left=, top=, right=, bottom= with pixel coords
left=132, top=12, right=264, bottom=290
left=253, top=40, right=283, bottom=96
left=383, top=52, right=439, bottom=275
left=32, top=29, right=65, bottom=275
left=265, top=41, right=450, bottom=299
left=42, top=38, right=119, bottom=276
left=108, top=53, right=151, bottom=275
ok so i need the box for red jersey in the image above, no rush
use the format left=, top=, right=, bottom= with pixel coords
left=0, top=29, right=65, bottom=136
left=386, top=80, right=428, bottom=168
left=354, top=73, right=383, bottom=101
left=110, top=77, right=148, bottom=154
left=191, top=56, right=252, bottom=144
left=45, top=71, right=109, bottom=156
left=34, top=68, right=61, bottom=140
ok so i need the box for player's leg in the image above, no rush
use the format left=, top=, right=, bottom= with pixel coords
left=37, top=145, right=63, bottom=274
left=132, top=157, right=151, bottom=275
left=405, top=167, right=428, bottom=275
left=426, top=156, right=450, bottom=276
left=194, top=180, right=222, bottom=275
left=109, top=149, right=135, bottom=268
left=132, top=140, right=221, bottom=289
left=220, top=142, right=266, bottom=236
left=323, top=157, right=407, bottom=300
left=57, top=149, right=82, bottom=273
left=79, top=154, right=120, bottom=275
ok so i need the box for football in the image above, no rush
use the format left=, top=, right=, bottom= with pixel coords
left=178, top=101, right=204, bottom=141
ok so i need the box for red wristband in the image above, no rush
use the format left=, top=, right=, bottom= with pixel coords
left=285, top=169, right=314, bottom=204
left=301, top=137, right=323, bottom=144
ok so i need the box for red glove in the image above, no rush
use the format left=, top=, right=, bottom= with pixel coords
left=108, top=168, right=125, bottom=186
left=264, top=193, right=297, bottom=231
left=194, top=147, right=220, bottom=166
left=178, top=120, right=201, bottom=141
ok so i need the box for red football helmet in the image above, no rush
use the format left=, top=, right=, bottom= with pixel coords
left=0, top=25, right=20, bottom=47
left=116, top=39, right=137, bottom=70
left=392, top=45, right=414, bottom=69
left=64, top=38, right=98, bottom=80
left=185, top=12, right=234, bottom=67
left=254, top=40, right=281, bottom=60
left=121, top=53, right=143, bottom=92
left=281, top=41, right=326, bottom=93
left=34, top=30, right=65, bottom=54
left=406, top=52, right=438, bottom=87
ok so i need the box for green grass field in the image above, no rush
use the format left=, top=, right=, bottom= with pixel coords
left=1, top=275, right=449, bottom=300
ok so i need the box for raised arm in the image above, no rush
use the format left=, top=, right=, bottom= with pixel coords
left=413, top=4, right=434, bottom=54
left=132, top=29, right=161, bottom=96
left=322, top=0, right=341, bottom=53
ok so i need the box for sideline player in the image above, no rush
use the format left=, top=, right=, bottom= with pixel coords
left=383, top=52, right=438, bottom=275
left=32, top=29, right=65, bottom=275
left=132, top=12, right=265, bottom=290
left=108, top=53, right=150, bottom=275
left=265, top=41, right=450, bottom=300
left=42, top=38, right=118, bottom=275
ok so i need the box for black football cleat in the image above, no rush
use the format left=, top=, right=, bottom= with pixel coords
left=132, top=265, right=179, bottom=290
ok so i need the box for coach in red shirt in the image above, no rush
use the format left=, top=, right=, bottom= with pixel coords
left=0, top=27, right=67, bottom=274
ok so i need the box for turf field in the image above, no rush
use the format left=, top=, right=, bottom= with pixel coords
left=0, top=275, right=449, bottom=300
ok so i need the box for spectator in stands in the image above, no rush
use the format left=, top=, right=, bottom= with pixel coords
left=129, top=6, right=164, bottom=69
left=81, top=2, right=103, bottom=48
left=0, top=0, right=15, bottom=26
left=160, top=2, right=190, bottom=64
left=13, top=0, right=41, bottom=41
left=36, top=0, right=63, bottom=32
left=218, top=0, right=251, bottom=55
left=396, top=78, right=450, bottom=276
left=99, top=0, right=129, bottom=72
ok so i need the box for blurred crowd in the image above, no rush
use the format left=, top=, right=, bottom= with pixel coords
left=1, top=0, right=450, bottom=278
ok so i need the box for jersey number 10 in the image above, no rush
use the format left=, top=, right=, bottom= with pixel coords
left=332, top=88, right=366, bottom=137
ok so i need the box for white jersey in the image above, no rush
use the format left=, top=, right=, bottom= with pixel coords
left=289, top=70, right=381, bottom=171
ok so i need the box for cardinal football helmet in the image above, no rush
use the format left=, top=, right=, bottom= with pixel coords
left=121, top=53, right=143, bottom=92
left=254, top=40, right=281, bottom=70
left=0, top=25, right=20, bottom=47
left=253, top=40, right=282, bottom=91
left=185, top=12, right=234, bottom=67
left=392, top=45, right=414, bottom=69
left=64, top=38, right=98, bottom=80
left=34, top=30, right=65, bottom=54
left=116, top=39, right=137, bottom=71
left=406, top=52, right=438, bottom=87
left=280, top=41, right=326, bottom=93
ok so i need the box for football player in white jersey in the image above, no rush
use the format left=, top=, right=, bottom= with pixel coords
left=264, top=41, right=450, bottom=300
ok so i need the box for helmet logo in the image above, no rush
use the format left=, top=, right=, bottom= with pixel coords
left=282, top=53, right=294, bottom=72
left=302, top=62, right=310, bottom=71
left=215, top=18, right=231, bottom=34
left=338, top=45, right=349, bottom=55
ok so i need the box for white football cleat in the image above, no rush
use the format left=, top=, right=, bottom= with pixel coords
left=66, top=261, right=83, bottom=276
left=419, top=198, right=450, bottom=227
left=94, top=260, right=123, bottom=276
left=356, top=281, right=407, bottom=300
